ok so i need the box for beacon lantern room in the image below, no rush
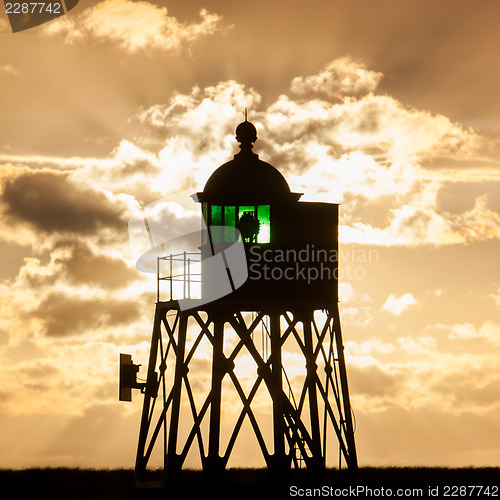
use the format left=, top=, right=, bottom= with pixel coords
left=194, top=119, right=339, bottom=308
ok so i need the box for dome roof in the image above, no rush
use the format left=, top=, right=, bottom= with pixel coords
left=196, top=119, right=300, bottom=204
left=202, top=154, right=292, bottom=203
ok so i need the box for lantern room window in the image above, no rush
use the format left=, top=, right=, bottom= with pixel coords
left=256, top=204, right=270, bottom=243
left=224, top=206, right=236, bottom=242
left=204, top=203, right=271, bottom=244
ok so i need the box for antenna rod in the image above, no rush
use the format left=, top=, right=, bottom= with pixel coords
left=245, top=108, right=248, bottom=121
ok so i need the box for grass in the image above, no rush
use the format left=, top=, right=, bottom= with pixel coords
left=0, top=467, right=498, bottom=499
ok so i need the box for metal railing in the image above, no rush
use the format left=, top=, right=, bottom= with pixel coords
left=156, top=252, right=202, bottom=302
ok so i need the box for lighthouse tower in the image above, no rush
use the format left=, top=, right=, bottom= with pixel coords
left=120, top=118, right=358, bottom=487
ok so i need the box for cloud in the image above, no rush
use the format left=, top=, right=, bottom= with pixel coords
left=445, top=194, right=500, bottom=244
left=132, top=80, right=263, bottom=198
left=0, top=405, right=141, bottom=467
left=129, top=68, right=499, bottom=250
left=32, top=291, right=142, bottom=337
left=0, top=19, right=10, bottom=34
left=490, top=287, right=500, bottom=307
left=348, top=364, right=398, bottom=397
left=136, top=80, right=261, bottom=154
left=340, top=191, right=500, bottom=246
left=0, top=64, right=18, bottom=77
left=0, top=56, right=498, bottom=468
left=355, top=405, right=500, bottom=467
left=382, top=293, right=417, bottom=315
left=431, top=321, right=500, bottom=347
left=133, top=70, right=480, bottom=184
left=339, top=282, right=355, bottom=303
left=5, top=59, right=498, bottom=249
left=59, top=241, right=139, bottom=289
left=290, top=57, right=383, bottom=98
left=43, top=0, right=224, bottom=53
left=261, top=92, right=480, bottom=167
left=346, top=338, right=396, bottom=358
left=345, top=323, right=500, bottom=415
left=17, top=241, right=139, bottom=290
left=0, top=165, right=129, bottom=244
left=398, top=335, right=436, bottom=355
left=0, top=236, right=152, bottom=346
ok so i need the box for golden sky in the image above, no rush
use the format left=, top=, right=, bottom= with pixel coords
left=0, top=0, right=499, bottom=469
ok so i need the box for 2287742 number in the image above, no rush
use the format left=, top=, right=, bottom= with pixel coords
left=5, top=3, right=61, bottom=14
left=443, top=485, right=499, bottom=497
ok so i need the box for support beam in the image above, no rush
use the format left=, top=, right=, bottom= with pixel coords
left=332, top=305, right=358, bottom=475
left=131, top=303, right=357, bottom=485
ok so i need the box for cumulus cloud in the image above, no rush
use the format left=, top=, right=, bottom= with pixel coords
left=131, top=80, right=263, bottom=199
left=130, top=69, right=497, bottom=249
left=126, top=60, right=499, bottom=250
left=0, top=161, right=149, bottom=342
left=136, top=80, right=261, bottom=153
left=17, top=241, right=139, bottom=290
left=59, top=241, right=139, bottom=288
left=398, top=335, right=436, bottom=355
left=0, top=242, right=149, bottom=346
left=430, top=321, right=500, bottom=346
left=261, top=91, right=480, bottom=167
left=290, top=57, right=383, bottom=98
left=346, top=338, right=396, bottom=357
left=346, top=324, right=500, bottom=414
left=32, top=292, right=142, bottom=337
left=382, top=293, right=417, bottom=315
left=340, top=190, right=500, bottom=246
left=339, top=282, right=355, bottom=303
left=348, top=364, right=398, bottom=398
left=444, top=194, right=500, bottom=244
left=5, top=60, right=497, bottom=249
left=43, top=0, right=224, bottom=53
left=0, top=165, right=130, bottom=247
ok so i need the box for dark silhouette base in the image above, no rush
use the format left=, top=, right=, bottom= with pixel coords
left=0, top=467, right=499, bottom=500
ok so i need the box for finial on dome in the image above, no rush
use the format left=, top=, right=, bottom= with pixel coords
left=235, top=109, right=257, bottom=154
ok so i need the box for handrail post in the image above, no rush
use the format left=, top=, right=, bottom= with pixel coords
left=169, top=254, right=173, bottom=300
left=183, top=251, right=187, bottom=299
left=156, top=256, right=160, bottom=303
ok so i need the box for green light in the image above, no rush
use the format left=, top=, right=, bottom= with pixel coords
left=202, top=203, right=208, bottom=244
left=211, top=205, right=222, bottom=225
left=257, top=205, right=271, bottom=243
left=224, top=206, right=236, bottom=242
left=207, top=204, right=271, bottom=244
left=210, top=205, right=223, bottom=242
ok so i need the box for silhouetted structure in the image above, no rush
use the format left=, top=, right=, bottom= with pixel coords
left=120, top=118, right=357, bottom=488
